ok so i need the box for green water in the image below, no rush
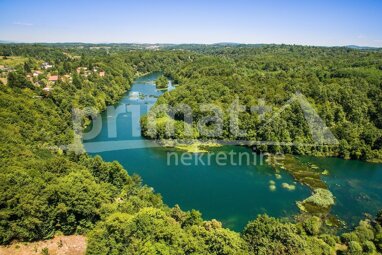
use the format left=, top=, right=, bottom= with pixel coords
left=298, top=156, right=382, bottom=230
left=85, top=73, right=382, bottom=231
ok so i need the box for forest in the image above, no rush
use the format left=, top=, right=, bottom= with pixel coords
left=0, top=44, right=382, bottom=254
left=142, top=45, right=382, bottom=162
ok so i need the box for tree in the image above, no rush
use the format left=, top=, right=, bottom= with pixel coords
left=7, top=71, right=33, bottom=89
left=243, top=215, right=308, bottom=255
left=23, top=62, right=31, bottom=73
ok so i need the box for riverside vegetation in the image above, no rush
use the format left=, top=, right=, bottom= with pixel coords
left=1, top=44, right=382, bottom=254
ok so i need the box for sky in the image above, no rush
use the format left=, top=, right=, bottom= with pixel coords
left=0, top=0, right=381, bottom=47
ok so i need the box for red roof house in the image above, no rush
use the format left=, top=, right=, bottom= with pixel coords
left=48, top=75, right=59, bottom=82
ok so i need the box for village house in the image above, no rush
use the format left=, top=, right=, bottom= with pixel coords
left=48, top=75, right=59, bottom=83
left=76, top=67, right=93, bottom=77
left=33, top=70, right=42, bottom=77
left=99, top=71, right=105, bottom=77
left=41, top=62, right=53, bottom=69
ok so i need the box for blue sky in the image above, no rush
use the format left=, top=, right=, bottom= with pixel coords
left=1, top=0, right=381, bottom=46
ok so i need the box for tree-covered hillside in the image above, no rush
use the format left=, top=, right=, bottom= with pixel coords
left=143, top=45, right=382, bottom=161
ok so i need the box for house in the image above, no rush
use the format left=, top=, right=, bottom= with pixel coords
left=99, top=71, right=105, bottom=77
left=33, top=71, right=42, bottom=77
left=48, top=75, right=59, bottom=83
left=41, top=62, right=53, bottom=69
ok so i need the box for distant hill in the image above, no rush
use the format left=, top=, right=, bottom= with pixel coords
left=0, top=40, right=18, bottom=44
left=344, top=45, right=380, bottom=50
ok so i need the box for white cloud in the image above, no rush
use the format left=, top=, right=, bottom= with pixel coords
left=13, top=22, right=33, bottom=26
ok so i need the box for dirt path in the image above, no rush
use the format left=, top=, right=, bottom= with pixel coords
left=0, top=235, right=86, bottom=255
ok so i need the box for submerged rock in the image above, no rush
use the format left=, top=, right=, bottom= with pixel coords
left=321, top=169, right=330, bottom=175
left=269, top=184, right=276, bottom=191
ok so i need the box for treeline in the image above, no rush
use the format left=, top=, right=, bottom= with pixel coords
left=143, top=45, right=382, bottom=161
left=1, top=44, right=382, bottom=254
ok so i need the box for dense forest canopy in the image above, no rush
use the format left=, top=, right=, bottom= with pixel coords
left=142, top=45, right=382, bottom=162
left=1, top=44, right=382, bottom=254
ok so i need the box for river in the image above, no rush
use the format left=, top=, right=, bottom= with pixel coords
left=85, top=72, right=382, bottom=231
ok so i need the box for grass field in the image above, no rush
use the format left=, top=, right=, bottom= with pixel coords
left=0, top=56, right=28, bottom=67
